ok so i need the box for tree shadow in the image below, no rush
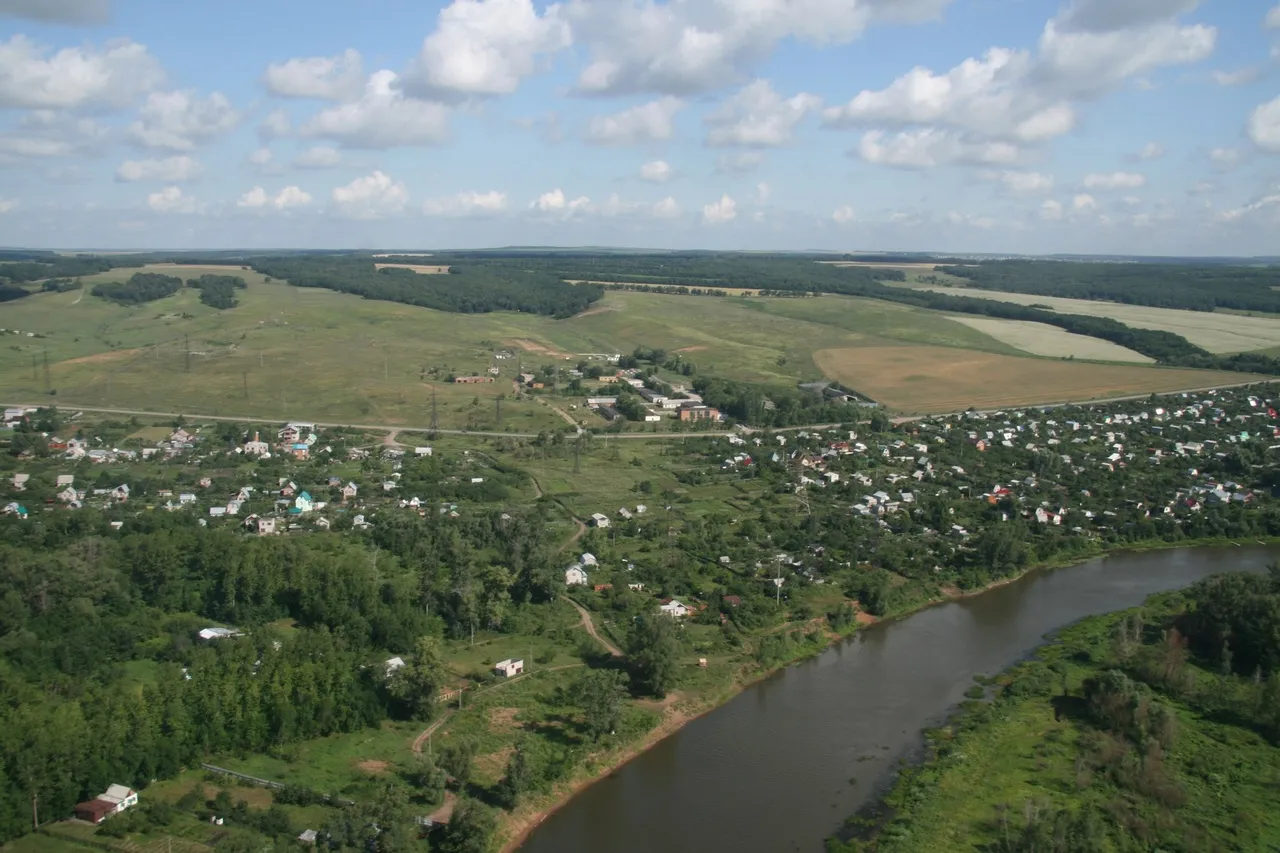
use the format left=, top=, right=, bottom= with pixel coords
left=1050, top=694, right=1089, bottom=723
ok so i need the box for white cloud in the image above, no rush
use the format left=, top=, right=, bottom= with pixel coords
left=264, top=49, right=364, bottom=101
left=1209, top=147, right=1240, bottom=167
left=294, top=145, right=342, bottom=168
left=565, top=0, right=950, bottom=96
left=588, top=97, right=683, bottom=145
left=248, top=147, right=273, bottom=167
left=0, top=35, right=163, bottom=109
left=0, top=0, right=109, bottom=24
left=704, top=80, right=821, bottom=147
left=701, top=194, right=737, bottom=224
left=0, top=197, right=18, bottom=213
left=259, top=109, right=291, bottom=141
left=715, top=152, right=764, bottom=174
left=1054, top=0, right=1200, bottom=35
left=128, top=90, right=239, bottom=151
left=332, top=170, right=409, bottom=219
left=832, top=205, right=855, bottom=224
left=1212, top=67, right=1259, bottom=86
left=1040, top=199, right=1064, bottom=220
left=1248, top=95, right=1280, bottom=152
left=640, top=160, right=674, bottom=182
left=1138, top=141, right=1164, bottom=159
left=1266, top=4, right=1280, bottom=28
left=116, top=155, right=202, bottom=183
left=1083, top=171, right=1146, bottom=189
left=1220, top=187, right=1280, bottom=222
left=237, top=185, right=313, bottom=211
left=1072, top=193, right=1097, bottom=212
left=146, top=186, right=197, bottom=214
left=651, top=196, right=681, bottom=219
left=753, top=182, right=771, bottom=205
left=982, top=169, right=1054, bottom=193
left=301, top=70, right=449, bottom=149
left=531, top=188, right=592, bottom=217
left=0, top=111, right=107, bottom=161
left=422, top=190, right=508, bottom=216
left=857, top=128, right=1018, bottom=168
left=404, top=0, right=571, bottom=98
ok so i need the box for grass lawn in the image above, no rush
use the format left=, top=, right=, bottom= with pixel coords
left=3, top=833, right=96, bottom=853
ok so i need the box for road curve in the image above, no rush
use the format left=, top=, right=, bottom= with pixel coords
left=565, top=597, right=623, bottom=658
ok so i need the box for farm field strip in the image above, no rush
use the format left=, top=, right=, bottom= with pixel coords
left=945, top=316, right=1154, bottom=363
left=812, top=345, right=1250, bottom=414
left=909, top=285, right=1280, bottom=354
left=373, top=263, right=451, bottom=274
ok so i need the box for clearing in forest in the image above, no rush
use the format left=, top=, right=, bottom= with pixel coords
left=373, top=263, right=451, bottom=274
left=946, top=317, right=1154, bottom=363
left=812, top=345, right=1250, bottom=413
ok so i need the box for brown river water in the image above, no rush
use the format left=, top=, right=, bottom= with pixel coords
left=517, top=545, right=1278, bottom=853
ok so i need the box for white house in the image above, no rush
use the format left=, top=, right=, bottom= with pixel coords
left=414, top=447, right=433, bottom=457
left=385, top=656, right=406, bottom=677
left=494, top=659, right=525, bottom=678
left=198, top=627, right=242, bottom=641
left=658, top=599, right=690, bottom=618
left=257, top=518, right=277, bottom=536
left=565, top=565, right=589, bottom=586
left=11, top=473, right=28, bottom=491
left=589, top=513, right=610, bottom=528
left=99, top=784, right=139, bottom=814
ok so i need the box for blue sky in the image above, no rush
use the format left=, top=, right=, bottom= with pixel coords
left=1, top=0, right=1278, bottom=253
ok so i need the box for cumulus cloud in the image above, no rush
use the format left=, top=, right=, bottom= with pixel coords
left=832, top=205, right=855, bottom=224
left=1083, top=171, right=1146, bottom=189
left=0, top=110, right=107, bottom=161
left=259, top=109, right=291, bottom=141
left=404, top=0, right=571, bottom=98
left=715, top=151, right=764, bottom=174
left=294, top=145, right=342, bottom=168
left=128, top=90, right=239, bottom=151
left=0, top=35, right=163, bottom=109
left=587, top=97, right=683, bottom=145
left=564, top=0, right=950, bottom=96
left=116, top=155, right=201, bottom=183
left=264, top=49, right=364, bottom=101
left=1072, top=193, right=1097, bottom=212
left=640, top=160, right=673, bottom=182
left=146, top=186, right=196, bottom=213
left=857, top=128, right=1018, bottom=168
left=651, top=196, right=681, bottom=219
left=531, top=188, right=592, bottom=217
left=0, top=0, right=109, bottom=23
left=422, top=190, right=508, bottom=216
left=1137, top=141, right=1164, bottom=159
left=1040, top=199, right=1064, bottom=220
left=981, top=169, right=1054, bottom=193
left=704, top=80, right=821, bottom=147
left=701, top=193, right=737, bottom=224
left=237, top=185, right=313, bottom=211
left=1212, top=67, right=1259, bottom=86
left=301, top=70, right=449, bottom=149
left=1265, top=4, right=1280, bottom=28
left=1209, top=147, right=1240, bottom=167
left=1248, top=95, right=1280, bottom=152
left=0, top=197, right=17, bottom=213
left=332, top=170, right=409, bottom=219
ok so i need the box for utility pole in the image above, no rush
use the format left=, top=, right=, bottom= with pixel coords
left=184, top=334, right=190, bottom=373
left=30, top=790, right=37, bottom=832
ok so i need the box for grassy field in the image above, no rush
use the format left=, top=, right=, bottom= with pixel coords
left=908, top=285, right=1280, bottom=354
left=0, top=275, right=1258, bottom=422
left=373, top=263, right=450, bottom=274
left=946, top=316, right=1154, bottom=363
left=812, top=345, right=1247, bottom=413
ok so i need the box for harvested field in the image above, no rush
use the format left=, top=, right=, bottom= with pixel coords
left=506, top=338, right=574, bottom=359
left=374, top=263, right=451, bottom=274
left=373, top=253, right=433, bottom=258
left=912, top=286, right=1280, bottom=353
left=947, top=317, right=1153, bottom=363
left=812, top=345, right=1250, bottom=413
left=355, top=759, right=390, bottom=775
left=565, top=280, right=761, bottom=296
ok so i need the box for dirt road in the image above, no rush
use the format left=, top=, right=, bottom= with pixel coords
left=565, top=597, right=623, bottom=657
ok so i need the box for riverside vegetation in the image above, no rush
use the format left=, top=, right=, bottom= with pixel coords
left=2, top=379, right=1280, bottom=852
left=839, top=566, right=1280, bottom=853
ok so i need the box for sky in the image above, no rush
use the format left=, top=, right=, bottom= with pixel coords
left=0, top=0, right=1279, bottom=254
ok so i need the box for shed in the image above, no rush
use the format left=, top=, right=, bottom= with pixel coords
left=494, top=658, right=525, bottom=678
left=74, top=799, right=116, bottom=824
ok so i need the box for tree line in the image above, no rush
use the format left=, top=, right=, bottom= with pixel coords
left=91, top=273, right=185, bottom=306
left=186, top=274, right=247, bottom=309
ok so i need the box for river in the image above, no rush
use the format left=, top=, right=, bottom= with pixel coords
left=517, top=545, right=1278, bottom=853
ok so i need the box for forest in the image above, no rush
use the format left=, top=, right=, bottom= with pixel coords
left=186, top=274, right=247, bottom=309
left=0, top=255, right=120, bottom=285
left=847, top=568, right=1280, bottom=853
left=91, top=273, right=185, bottom=306
left=248, top=256, right=603, bottom=318
left=934, top=260, right=1280, bottom=313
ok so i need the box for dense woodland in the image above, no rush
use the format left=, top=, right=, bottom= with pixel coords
left=91, top=273, right=185, bottom=306
left=935, top=260, right=1280, bottom=313
left=248, top=256, right=603, bottom=318
left=186, top=274, right=247, bottom=309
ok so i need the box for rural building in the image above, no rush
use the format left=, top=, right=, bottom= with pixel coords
left=453, top=376, right=495, bottom=384
left=244, top=432, right=271, bottom=457
left=679, top=405, right=721, bottom=423
left=99, top=785, right=138, bottom=813
left=3, top=408, right=25, bottom=423
left=565, top=565, right=588, bottom=585
left=257, top=518, right=277, bottom=536
left=587, top=396, right=618, bottom=406
left=414, top=447, right=433, bottom=456
left=597, top=405, right=621, bottom=421
left=74, top=799, right=117, bottom=824
left=385, top=656, right=406, bottom=677
left=11, top=473, right=28, bottom=491
left=658, top=599, right=690, bottom=618
left=56, top=474, right=74, bottom=487
left=494, top=658, right=525, bottom=678
left=342, top=482, right=358, bottom=499
left=199, top=627, right=241, bottom=640
left=638, top=388, right=667, bottom=405
left=589, top=513, right=610, bottom=528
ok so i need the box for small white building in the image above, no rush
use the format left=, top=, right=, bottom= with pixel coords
left=494, top=658, right=525, bottom=678
left=414, top=447, right=433, bottom=457
left=589, top=513, right=611, bottom=528
left=198, top=627, right=242, bottom=641
left=658, top=599, right=690, bottom=618
left=385, top=656, right=406, bottom=677
left=565, top=565, right=589, bottom=586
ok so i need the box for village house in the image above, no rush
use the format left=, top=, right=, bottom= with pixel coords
left=414, top=446, right=433, bottom=457
left=244, top=432, right=271, bottom=457
left=342, top=482, right=359, bottom=500
left=565, top=564, right=589, bottom=585
left=453, top=375, right=495, bottom=384
left=494, top=658, right=525, bottom=678
left=11, top=473, right=28, bottom=491
left=679, top=405, right=721, bottom=422
left=589, top=513, right=611, bottom=528
left=658, top=599, right=690, bottom=618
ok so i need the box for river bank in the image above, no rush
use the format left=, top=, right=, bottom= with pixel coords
left=498, top=537, right=1280, bottom=853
